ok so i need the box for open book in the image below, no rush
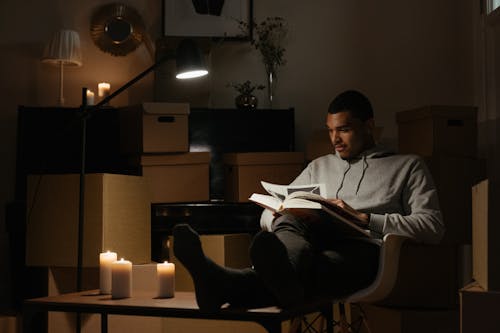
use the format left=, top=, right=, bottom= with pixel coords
left=249, top=181, right=372, bottom=238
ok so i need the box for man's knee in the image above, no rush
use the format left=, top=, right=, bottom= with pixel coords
left=272, top=213, right=308, bottom=233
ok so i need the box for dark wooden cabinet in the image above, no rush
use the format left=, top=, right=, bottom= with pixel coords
left=15, top=106, right=131, bottom=200
left=16, top=106, right=295, bottom=200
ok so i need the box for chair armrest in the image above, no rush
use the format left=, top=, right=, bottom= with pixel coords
left=344, top=233, right=412, bottom=304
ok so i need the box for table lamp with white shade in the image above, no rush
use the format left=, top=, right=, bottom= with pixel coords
left=42, top=29, right=82, bottom=106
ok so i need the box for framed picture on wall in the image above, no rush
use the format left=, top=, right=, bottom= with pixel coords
left=163, top=0, right=253, bottom=39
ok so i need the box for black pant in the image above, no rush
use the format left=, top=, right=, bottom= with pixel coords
left=270, top=212, right=380, bottom=301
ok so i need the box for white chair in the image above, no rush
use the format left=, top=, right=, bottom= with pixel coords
left=334, top=233, right=412, bottom=333
left=345, top=233, right=411, bottom=304
left=291, top=233, right=411, bottom=333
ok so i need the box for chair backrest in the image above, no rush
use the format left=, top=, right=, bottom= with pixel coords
left=344, top=233, right=411, bottom=304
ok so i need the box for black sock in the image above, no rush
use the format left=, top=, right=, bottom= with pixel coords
left=250, top=231, right=305, bottom=308
left=173, top=224, right=274, bottom=311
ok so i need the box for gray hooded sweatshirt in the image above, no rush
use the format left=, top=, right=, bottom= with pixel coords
left=261, top=145, right=445, bottom=244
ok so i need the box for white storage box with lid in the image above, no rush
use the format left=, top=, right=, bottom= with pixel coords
left=119, top=102, right=190, bottom=154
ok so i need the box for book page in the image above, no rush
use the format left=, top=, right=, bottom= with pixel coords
left=282, top=198, right=322, bottom=209
left=286, top=191, right=365, bottom=224
left=261, top=181, right=327, bottom=200
left=248, top=193, right=282, bottom=212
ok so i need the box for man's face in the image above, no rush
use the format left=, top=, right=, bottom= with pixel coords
left=326, top=111, right=374, bottom=160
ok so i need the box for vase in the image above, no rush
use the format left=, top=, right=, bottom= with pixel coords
left=266, top=70, right=276, bottom=109
left=235, top=94, right=258, bottom=110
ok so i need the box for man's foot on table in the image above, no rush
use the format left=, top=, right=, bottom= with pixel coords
left=173, top=224, right=229, bottom=312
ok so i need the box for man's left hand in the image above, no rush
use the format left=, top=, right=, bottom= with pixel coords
left=329, top=199, right=370, bottom=227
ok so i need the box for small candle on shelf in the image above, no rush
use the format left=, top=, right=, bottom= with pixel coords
left=98, top=82, right=111, bottom=98
left=157, top=261, right=175, bottom=298
left=111, top=258, right=132, bottom=299
left=86, top=89, right=95, bottom=105
left=99, top=251, right=117, bottom=294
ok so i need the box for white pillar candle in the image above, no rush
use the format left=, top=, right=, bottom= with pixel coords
left=111, top=258, right=132, bottom=299
left=98, top=82, right=110, bottom=98
left=157, top=261, right=175, bottom=298
left=86, top=89, right=95, bottom=105
left=99, top=251, right=117, bottom=294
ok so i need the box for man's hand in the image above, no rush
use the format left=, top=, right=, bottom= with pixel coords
left=328, top=199, right=370, bottom=227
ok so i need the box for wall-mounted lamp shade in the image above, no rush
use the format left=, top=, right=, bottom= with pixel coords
left=175, top=39, right=208, bottom=79
left=42, top=29, right=82, bottom=105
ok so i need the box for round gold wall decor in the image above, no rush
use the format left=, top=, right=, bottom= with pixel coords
left=90, top=3, right=146, bottom=56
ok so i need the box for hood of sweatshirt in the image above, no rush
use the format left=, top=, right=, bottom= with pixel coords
left=334, top=144, right=395, bottom=198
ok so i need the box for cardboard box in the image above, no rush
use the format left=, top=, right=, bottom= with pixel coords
left=460, top=281, right=500, bottom=333
left=472, top=179, right=500, bottom=291
left=137, top=152, right=210, bottom=203
left=170, top=233, right=252, bottom=292
left=0, top=316, right=18, bottom=333
left=396, top=105, right=477, bottom=158
left=26, top=173, right=151, bottom=267
left=425, top=156, right=485, bottom=244
left=119, top=102, right=190, bottom=154
left=352, top=304, right=459, bottom=333
left=223, top=152, right=304, bottom=202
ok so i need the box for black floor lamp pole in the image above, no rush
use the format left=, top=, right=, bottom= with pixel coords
left=75, top=52, right=174, bottom=291
left=74, top=53, right=174, bottom=333
left=73, top=37, right=207, bottom=332
left=76, top=88, right=87, bottom=333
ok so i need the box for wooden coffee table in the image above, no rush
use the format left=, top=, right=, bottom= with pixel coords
left=23, top=290, right=333, bottom=333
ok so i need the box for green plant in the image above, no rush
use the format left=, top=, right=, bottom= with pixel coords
left=227, top=80, right=265, bottom=95
left=239, top=16, right=288, bottom=74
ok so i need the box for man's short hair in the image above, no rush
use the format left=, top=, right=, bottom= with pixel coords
left=328, top=90, right=373, bottom=121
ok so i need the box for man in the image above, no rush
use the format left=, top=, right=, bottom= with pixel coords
left=173, top=90, right=445, bottom=311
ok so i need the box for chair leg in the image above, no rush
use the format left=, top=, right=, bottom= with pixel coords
left=289, top=310, right=333, bottom=333
left=288, top=317, right=302, bottom=333
left=348, top=303, right=373, bottom=333
left=338, top=303, right=350, bottom=333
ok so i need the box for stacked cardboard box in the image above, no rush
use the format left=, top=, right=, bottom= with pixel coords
left=26, top=173, right=151, bottom=267
left=459, top=180, right=500, bottom=333
left=396, top=105, right=480, bottom=303
left=471, top=179, right=500, bottom=291
left=119, top=103, right=210, bottom=204
left=353, top=303, right=459, bottom=333
left=119, top=102, right=190, bottom=154
left=134, top=152, right=210, bottom=203
left=397, top=105, right=480, bottom=246
left=223, top=152, right=304, bottom=202
left=460, top=281, right=500, bottom=333
left=169, top=233, right=252, bottom=291
left=0, top=315, right=17, bottom=333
